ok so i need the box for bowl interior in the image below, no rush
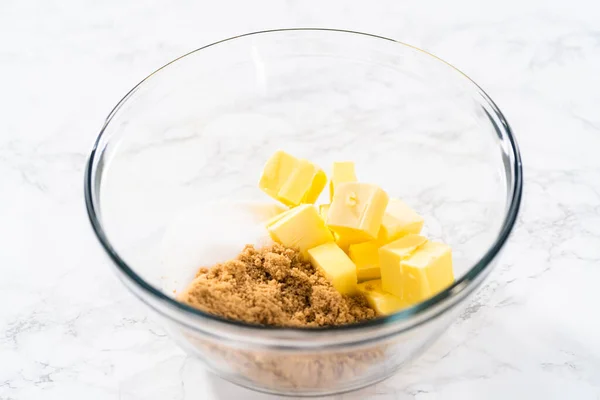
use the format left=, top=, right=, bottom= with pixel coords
left=90, top=30, right=513, bottom=317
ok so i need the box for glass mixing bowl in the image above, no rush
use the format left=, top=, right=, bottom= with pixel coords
left=84, top=29, right=522, bottom=396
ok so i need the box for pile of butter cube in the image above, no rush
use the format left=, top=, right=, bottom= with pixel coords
left=259, top=150, right=454, bottom=315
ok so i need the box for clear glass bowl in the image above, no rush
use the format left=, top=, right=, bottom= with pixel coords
left=84, top=29, right=522, bottom=396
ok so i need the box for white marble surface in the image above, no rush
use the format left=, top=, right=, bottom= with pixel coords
left=2, top=0, right=600, bottom=399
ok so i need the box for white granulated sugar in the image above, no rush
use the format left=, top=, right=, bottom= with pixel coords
left=160, top=201, right=283, bottom=295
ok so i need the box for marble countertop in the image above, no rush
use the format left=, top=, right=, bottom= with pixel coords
left=2, top=0, right=600, bottom=399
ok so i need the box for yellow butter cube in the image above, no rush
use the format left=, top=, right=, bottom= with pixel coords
left=400, top=241, right=454, bottom=303
left=279, top=159, right=327, bottom=205
left=259, top=150, right=296, bottom=201
left=265, top=205, right=302, bottom=228
left=333, top=233, right=354, bottom=253
left=379, top=234, right=428, bottom=297
left=326, top=182, right=389, bottom=242
left=307, top=242, right=358, bottom=294
left=318, top=204, right=330, bottom=220
left=329, top=161, right=357, bottom=201
left=378, top=198, right=424, bottom=243
left=357, top=280, right=409, bottom=315
left=267, top=204, right=333, bottom=255
left=318, top=204, right=352, bottom=252
left=348, top=241, right=381, bottom=282
left=259, top=150, right=327, bottom=207
left=318, top=204, right=356, bottom=252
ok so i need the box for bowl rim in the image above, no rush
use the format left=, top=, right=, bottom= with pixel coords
left=84, top=28, right=523, bottom=335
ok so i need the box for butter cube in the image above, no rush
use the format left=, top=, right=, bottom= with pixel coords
left=267, top=204, right=333, bottom=255
left=333, top=234, right=354, bottom=253
left=379, top=234, right=428, bottom=297
left=400, top=241, right=454, bottom=303
left=318, top=204, right=330, bottom=220
left=357, top=280, right=409, bottom=315
left=378, top=198, right=424, bottom=243
left=265, top=205, right=301, bottom=228
left=318, top=204, right=352, bottom=252
left=348, top=241, right=381, bottom=282
left=318, top=204, right=357, bottom=252
left=327, top=183, right=389, bottom=242
left=329, top=161, right=357, bottom=201
left=259, top=150, right=296, bottom=201
left=279, top=159, right=327, bottom=205
left=307, top=243, right=358, bottom=294
left=259, top=150, right=327, bottom=207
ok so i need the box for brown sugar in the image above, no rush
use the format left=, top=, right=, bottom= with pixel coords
left=196, top=338, right=387, bottom=390
left=177, top=243, right=375, bottom=327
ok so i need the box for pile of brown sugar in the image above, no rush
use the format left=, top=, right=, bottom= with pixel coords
left=177, top=243, right=375, bottom=327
